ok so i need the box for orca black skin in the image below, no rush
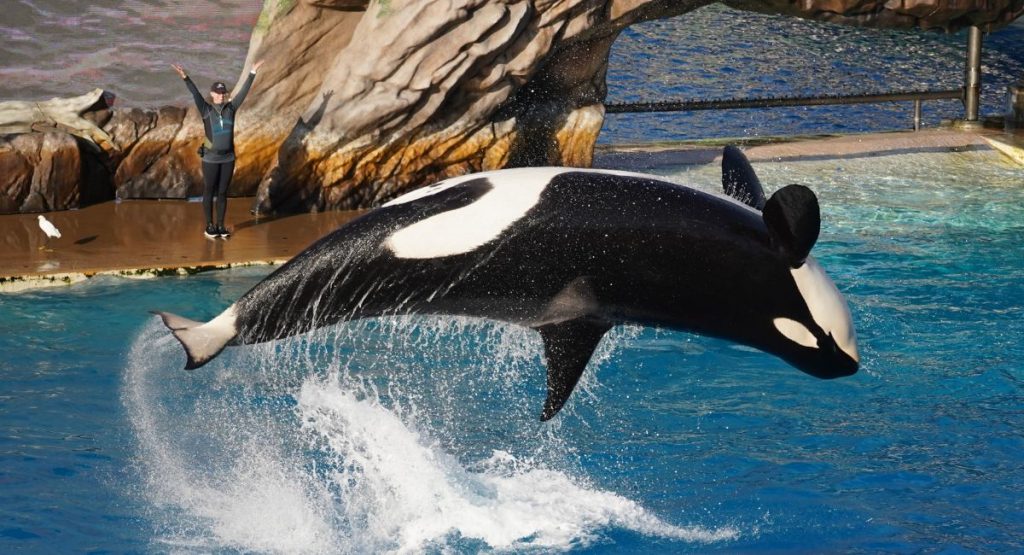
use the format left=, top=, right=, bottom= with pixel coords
left=155, top=148, right=859, bottom=420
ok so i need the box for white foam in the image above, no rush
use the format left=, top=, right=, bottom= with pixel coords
left=124, top=318, right=739, bottom=553
left=123, top=322, right=337, bottom=554
left=298, top=376, right=739, bottom=552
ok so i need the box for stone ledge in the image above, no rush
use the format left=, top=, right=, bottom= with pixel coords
left=0, top=261, right=286, bottom=294
left=594, top=127, right=1015, bottom=170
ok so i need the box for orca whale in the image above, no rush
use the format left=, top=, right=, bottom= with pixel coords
left=155, top=146, right=859, bottom=420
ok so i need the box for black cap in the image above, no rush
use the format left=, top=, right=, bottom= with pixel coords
left=210, top=82, right=228, bottom=94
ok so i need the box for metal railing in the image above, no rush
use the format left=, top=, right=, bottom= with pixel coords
left=604, top=89, right=965, bottom=131
left=604, top=25, right=983, bottom=132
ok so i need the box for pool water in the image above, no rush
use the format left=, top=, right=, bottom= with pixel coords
left=604, top=6, right=1024, bottom=142
left=2, top=149, right=1022, bottom=552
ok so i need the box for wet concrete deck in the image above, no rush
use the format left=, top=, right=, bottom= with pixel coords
left=0, top=199, right=360, bottom=290
left=593, top=127, right=1022, bottom=169
left=2, top=128, right=1021, bottom=291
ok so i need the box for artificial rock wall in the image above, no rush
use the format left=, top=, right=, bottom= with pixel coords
left=1, top=0, right=1022, bottom=214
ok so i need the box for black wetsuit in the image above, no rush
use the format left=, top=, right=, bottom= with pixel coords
left=183, top=71, right=256, bottom=229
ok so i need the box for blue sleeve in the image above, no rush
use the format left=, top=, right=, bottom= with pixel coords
left=183, top=76, right=208, bottom=115
left=231, top=71, right=257, bottom=109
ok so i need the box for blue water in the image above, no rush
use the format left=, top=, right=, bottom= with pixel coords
left=604, top=6, right=1024, bottom=142
left=2, top=149, right=1022, bottom=552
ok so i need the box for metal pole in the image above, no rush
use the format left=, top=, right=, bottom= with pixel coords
left=913, top=99, right=922, bottom=131
left=964, top=26, right=983, bottom=121
left=1008, top=82, right=1024, bottom=131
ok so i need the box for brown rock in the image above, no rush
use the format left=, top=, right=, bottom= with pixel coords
left=248, top=0, right=721, bottom=213
left=0, top=137, right=34, bottom=214
left=0, top=89, right=117, bottom=150
left=0, top=132, right=82, bottom=214
left=3, top=0, right=1024, bottom=214
left=252, top=0, right=1022, bottom=214
left=112, top=106, right=195, bottom=199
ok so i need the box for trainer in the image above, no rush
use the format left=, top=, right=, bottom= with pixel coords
left=171, top=60, right=263, bottom=239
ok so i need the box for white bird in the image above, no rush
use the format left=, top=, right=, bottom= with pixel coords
left=37, top=215, right=61, bottom=250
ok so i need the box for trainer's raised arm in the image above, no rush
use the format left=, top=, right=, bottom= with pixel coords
left=172, top=63, right=206, bottom=110
left=232, top=59, right=263, bottom=109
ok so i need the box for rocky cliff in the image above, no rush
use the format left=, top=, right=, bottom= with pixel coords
left=2, top=0, right=1021, bottom=215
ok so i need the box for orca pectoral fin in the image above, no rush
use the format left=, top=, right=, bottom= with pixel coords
left=722, top=145, right=766, bottom=210
left=536, top=319, right=612, bottom=421
left=535, top=276, right=599, bottom=327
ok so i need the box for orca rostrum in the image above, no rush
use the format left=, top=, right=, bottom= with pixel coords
left=155, top=147, right=859, bottom=420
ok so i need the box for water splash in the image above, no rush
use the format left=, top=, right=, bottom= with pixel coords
left=298, top=377, right=738, bottom=552
left=122, top=323, right=338, bottom=553
left=123, top=316, right=739, bottom=553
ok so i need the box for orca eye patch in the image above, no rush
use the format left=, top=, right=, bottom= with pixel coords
left=773, top=317, right=818, bottom=349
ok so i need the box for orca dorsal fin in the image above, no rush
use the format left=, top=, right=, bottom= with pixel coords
left=535, top=319, right=612, bottom=421
left=722, top=145, right=766, bottom=210
left=763, top=184, right=820, bottom=268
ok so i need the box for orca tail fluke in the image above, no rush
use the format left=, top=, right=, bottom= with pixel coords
left=153, top=311, right=202, bottom=331
left=151, top=307, right=238, bottom=370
